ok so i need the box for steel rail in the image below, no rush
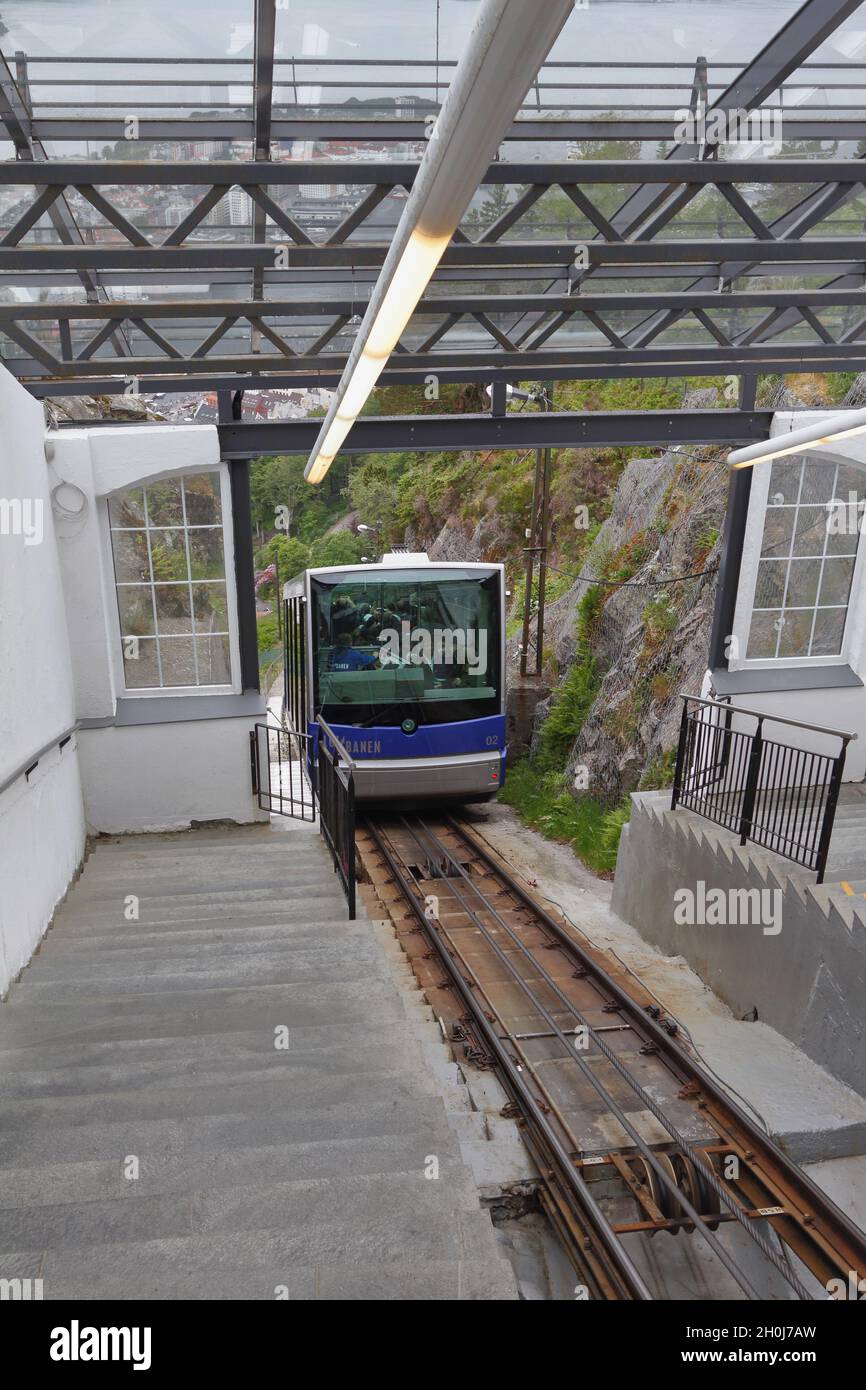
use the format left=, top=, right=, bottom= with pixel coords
left=364, top=817, right=654, bottom=1301
left=403, top=815, right=781, bottom=1300
left=445, top=814, right=866, bottom=1285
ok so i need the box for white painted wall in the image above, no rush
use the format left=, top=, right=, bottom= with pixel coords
left=49, top=423, right=267, bottom=831
left=79, top=718, right=262, bottom=833
left=0, top=368, right=86, bottom=994
left=725, top=411, right=866, bottom=781
left=1, top=402, right=268, bottom=988
left=50, top=424, right=225, bottom=719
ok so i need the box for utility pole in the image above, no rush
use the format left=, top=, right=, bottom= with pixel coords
left=519, top=383, right=553, bottom=677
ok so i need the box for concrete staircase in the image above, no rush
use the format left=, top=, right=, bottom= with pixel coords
left=821, top=786, right=866, bottom=890
left=0, top=822, right=516, bottom=1300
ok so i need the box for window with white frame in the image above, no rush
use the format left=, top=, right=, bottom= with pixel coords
left=107, top=471, right=234, bottom=690
left=747, top=454, right=866, bottom=661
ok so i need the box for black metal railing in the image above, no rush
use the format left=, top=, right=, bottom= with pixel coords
left=316, top=716, right=357, bottom=920
left=671, top=695, right=855, bottom=883
left=250, top=720, right=316, bottom=821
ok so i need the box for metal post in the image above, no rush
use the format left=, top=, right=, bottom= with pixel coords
left=671, top=698, right=691, bottom=810
left=519, top=446, right=541, bottom=679
left=534, top=383, right=554, bottom=676
left=814, top=738, right=850, bottom=884
left=738, top=715, right=764, bottom=846
left=274, top=550, right=282, bottom=641
left=249, top=729, right=259, bottom=796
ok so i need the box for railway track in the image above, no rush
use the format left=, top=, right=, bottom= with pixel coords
left=358, top=812, right=866, bottom=1301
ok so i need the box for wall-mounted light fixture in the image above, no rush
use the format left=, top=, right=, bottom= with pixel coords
left=727, top=406, right=866, bottom=470
left=304, top=0, right=575, bottom=485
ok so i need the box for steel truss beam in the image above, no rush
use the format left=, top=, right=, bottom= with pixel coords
left=210, top=408, right=774, bottom=456
left=7, top=287, right=866, bottom=321
left=21, top=116, right=866, bottom=144
left=0, top=159, right=862, bottom=185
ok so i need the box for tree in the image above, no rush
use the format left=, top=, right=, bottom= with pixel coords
left=308, top=532, right=368, bottom=567
left=347, top=454, right=401, bottom=536
left=249, top=455, right=308, bottom=534
left=254, top=534, right=310, bottom=597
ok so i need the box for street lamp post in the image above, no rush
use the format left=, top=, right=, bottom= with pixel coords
left=357, top=522, right=383, bottom=561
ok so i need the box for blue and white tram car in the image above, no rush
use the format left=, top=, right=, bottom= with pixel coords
left=283, top=552, right=506, bottom=802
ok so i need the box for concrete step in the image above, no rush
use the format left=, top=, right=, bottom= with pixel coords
left=54, top=887, right=350, bottom=924
left=13, top=959, right=390, bottom=1003
left=93, top=828, right=280, bottom=849
left=19, top=939, right=387, bottom=989
left=11, top=1209, right=513, bottom=1300
left=32, top=920, right=366, bottom=958
left=0, top=1129, right=467, bottom=1208
left=78, top=847, right=332, bottom=876
left=0, top=1069, right=444, bottom=1138
left=0, top=1167, right=483, bottom=1256
left=0, top=978, right=411, bottom=1046
left=0, top=1094, right=454, bottom=1166
left=46, top=902, right=355, bottom=933
left=87, top=838, right=323, bottom=858
left=67, top=873, right=340, bottom=905
left=0, top=1018, right=443, bottom=1078
left=0, top=1035, right=442, bottom=1101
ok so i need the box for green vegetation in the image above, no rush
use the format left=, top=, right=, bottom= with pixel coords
left=500, top=585, right=629, bottom=874
left=499, top=765, right=624, bottom=875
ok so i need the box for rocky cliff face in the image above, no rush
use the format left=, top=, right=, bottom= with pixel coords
left=44, top=393, right=162, bottom=426
left=420, top=375, right=865, bottom=807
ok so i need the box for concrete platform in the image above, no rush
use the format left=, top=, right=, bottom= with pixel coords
left=0, top=821, right=517, bottom=1301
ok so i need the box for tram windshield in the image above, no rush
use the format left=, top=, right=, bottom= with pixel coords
left=310, top=569, right=501, bottom=727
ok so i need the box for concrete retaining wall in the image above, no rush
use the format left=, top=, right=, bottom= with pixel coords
left=612, top=791, right=866, bottom=1097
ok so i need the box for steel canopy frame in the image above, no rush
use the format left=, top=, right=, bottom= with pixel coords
left=0, top=0, right=864, bottom=395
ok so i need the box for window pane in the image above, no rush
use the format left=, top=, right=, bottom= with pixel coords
left=145, top=479, right=184, bottom=526
left=184, top=472, right=223, bottom=526
left=108, top=487, right=145, bottom=528
left=791, top=506, right=828, bottom=556
left=819, top=557, right=856, bottom=607
left=154, top=584, right=192, bottom=632
left=768, top=458, right=802, bottom=505
left=159, top=637, right=197, bottom=687
left=192, top=582, right=229, bottom=631
left=117, top=586, right=155, bottom=637
left=123, top=636, right=160, bottom=688
left=837, top=464, right=865, bottom=496
left=188, top=529, right=226, bottom=579
left=747, top=611, right=780, bottom=659
left=825, top=513, right=860, bottom=557
left=811, top=608, right=847, bottom=656
left=195, top=634, right=231, bottom=684
left=800, top=460, right=837, bottom=505
left=754, top=560, right=787, bottom=609
left=760, top=508, right=794, bottom=558
left=750, top=451, right=861, bottom=663
left=148, top=529, right=189, bottom=582
left=784, top=559, right=821, bottom=609
left=111, top=530, right=151, bottom=583
left=776, top=610, right=813, bottom=657
left=109, top=470, right=232, bottom=691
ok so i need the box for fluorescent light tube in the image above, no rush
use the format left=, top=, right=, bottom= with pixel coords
left=304, top=0, right=576, bottom=484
